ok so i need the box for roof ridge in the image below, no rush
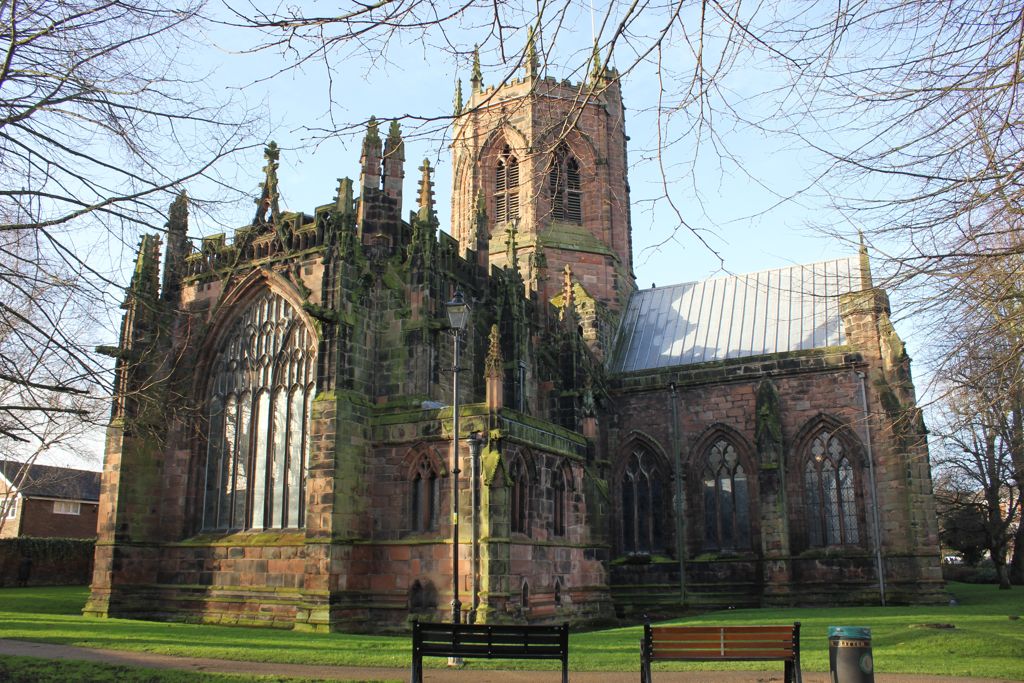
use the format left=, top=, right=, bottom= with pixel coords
left=645, top=254, right=859, bottom=292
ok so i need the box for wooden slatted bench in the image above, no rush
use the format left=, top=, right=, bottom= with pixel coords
left=640, top=620, right=802, bottom=683
left=411, top=620, right=570, bottom=683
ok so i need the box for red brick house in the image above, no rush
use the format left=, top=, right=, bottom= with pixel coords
left=86, top=49, right=943, bottom=631
left=0, top=461, right=100, bottom=540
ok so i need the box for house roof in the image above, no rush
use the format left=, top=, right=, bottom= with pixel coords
left=610, top=256, right=866, bottom=373
left=0, top=460, right=101, bottom=502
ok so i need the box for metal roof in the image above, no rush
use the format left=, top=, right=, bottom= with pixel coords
left=610, top=256, right=864, bottom=373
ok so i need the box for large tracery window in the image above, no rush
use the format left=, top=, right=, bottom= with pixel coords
left=621, top=448, right=664, bottom=554
left=202, top=291, right=315, bottom=531
left=548, top=144, right=581, bottom=223
left=804, top=429, right=860, bottom=547
left=702, top=439, right=751, bottom=551
left=494, top=145, right=520, bottom=223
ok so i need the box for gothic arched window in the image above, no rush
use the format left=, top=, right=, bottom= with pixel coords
left=201, top=291, right=315, bottom=531
left=548, top=144, right=581, bottom=223
left=621, top=448, right=664, bottom=554
left=552, top=466, right=567, bottom=537
left=702, top=439, right=751, bottom=551
left=510, top=456, right=530, bottom=534
left=410, top=453, right=440, bottom=532
left=495, top=145, right=520, bottom=223
left=804, top=429, right=860, bottom=546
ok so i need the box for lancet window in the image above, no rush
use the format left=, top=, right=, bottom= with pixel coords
left=552, top=466, right=567, bottom=537
left=510, top=456, right=530, bottom=534
left=804, top=429, right=860, bottom=546
left=495, top=145, right=520, bottom=223
left=410, top=453, right=440, bottom=532
left=621, top=448, right=664, bottom=554
left=201, top=291, right=315, bottom=531
left=702, top=439, right=751, bottom=551
left=549, top=144, right=581, bottom=223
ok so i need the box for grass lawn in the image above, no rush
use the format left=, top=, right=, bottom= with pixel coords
left=0, top=654, right=394, bottom=683
left=0, top=583, right=1021, bottom=679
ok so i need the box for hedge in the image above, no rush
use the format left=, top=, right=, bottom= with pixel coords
left=0, top=537, right=94, bottom=587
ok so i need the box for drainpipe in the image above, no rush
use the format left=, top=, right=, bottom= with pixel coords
left=857, top=370, right=887, bottom=606
left=669, top=383, right=687, bottom=605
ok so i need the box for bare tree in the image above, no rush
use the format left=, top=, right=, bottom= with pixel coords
left=0, top=0, right=259, bottom=449
left=219, top=2, right=1020, bottom=276
left=928, top=237, right=1024, bottom=587
left=933, top=360, right=1022, bottom=589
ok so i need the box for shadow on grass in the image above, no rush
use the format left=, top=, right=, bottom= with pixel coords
left=0, top=582, right=1022, bottom=678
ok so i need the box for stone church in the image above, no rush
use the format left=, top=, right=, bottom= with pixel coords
left=86, top=49, right=943, bottom=632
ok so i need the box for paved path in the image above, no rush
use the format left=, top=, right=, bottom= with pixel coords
left=0, top=639, right=1017, bottom=682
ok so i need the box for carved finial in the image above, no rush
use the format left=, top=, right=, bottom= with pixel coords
left=253, top=141, right=281, bottom=225
left=858, top=231, right=873, bottom=290
left=475, top=190, right=488, bottom=234
left=454, top=79, right=463, bottom=116
left=560, top=264, right=576, bottom=321
left=335, top=178, right=354, bottom=215
left=167, top=191, right=188, bottom=234
left=471, top=45, right=483, bottom=92
left=505, top=218, right=519, bottom=269
left=162, top=191, right=189, bottom=302
left=417, top=159, right=435, bottom=222
left=387, top=119, right=401, bottom=143
left=525, top=26, right=539, bottom=78
left=360, top=117, right=384, bottom=191
left=131, top=234, right=161, bottom=301
left=485, top=324, right=503, bottom=375
left=589, top=40, right=604, bottom=85
left=582, top=377, right=596, bottom=417
left=366, top=116, right=380, bottom=144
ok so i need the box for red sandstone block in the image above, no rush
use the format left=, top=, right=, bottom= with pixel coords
left=389, top=545, right=411, bottom=561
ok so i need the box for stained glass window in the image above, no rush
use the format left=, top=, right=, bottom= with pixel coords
left=702, top=439, right=751, bottom=550
left=804, top=429, right=860, bottom=546
left=621, top=449, right=664, bottom=553
left=510, top=457, right=530, bottom=534
left=552, top=467, right=567, bottom=537
left=201, top=291, right=315, bottom=531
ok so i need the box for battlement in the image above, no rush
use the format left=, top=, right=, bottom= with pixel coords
left=468, top=69, right=621, bottom=112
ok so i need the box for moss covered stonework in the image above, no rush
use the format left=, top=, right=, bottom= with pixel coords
left=88, top=55, right=941, bottom=632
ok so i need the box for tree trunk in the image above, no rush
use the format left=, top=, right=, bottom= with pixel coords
left=1010, top=520, right=1024, bottom=585
left=990, top=538, right=1013, bottom=589
left=995, top=559, right=1013, bottom=590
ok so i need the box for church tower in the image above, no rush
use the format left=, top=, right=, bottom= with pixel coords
left=451, top=41, right=636, bottom=355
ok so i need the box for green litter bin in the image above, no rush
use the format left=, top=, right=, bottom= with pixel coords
left=829, top=626, right=874, bottom=683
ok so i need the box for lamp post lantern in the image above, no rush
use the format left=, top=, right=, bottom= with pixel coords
left=446, top=290, right=470, bottom=627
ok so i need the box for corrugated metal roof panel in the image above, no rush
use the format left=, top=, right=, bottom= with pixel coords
left=610, top=257, right=862, bottom=372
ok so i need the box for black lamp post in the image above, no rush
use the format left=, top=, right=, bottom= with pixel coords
left=446, top=290, right=470, bottom=626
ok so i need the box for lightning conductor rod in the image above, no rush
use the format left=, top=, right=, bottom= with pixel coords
left=857, top=370, right=887, bottom=607
left=669, top=382, right=687, bottom=605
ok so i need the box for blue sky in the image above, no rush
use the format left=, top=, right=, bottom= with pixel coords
left=183, top=7, right=856, bottom=289
left=62, top=7, right=908, bottom=470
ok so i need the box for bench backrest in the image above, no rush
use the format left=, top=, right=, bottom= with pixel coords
left=644, top=623, right=800, bottom=662
left=413, top=621, right=569, bottom=660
